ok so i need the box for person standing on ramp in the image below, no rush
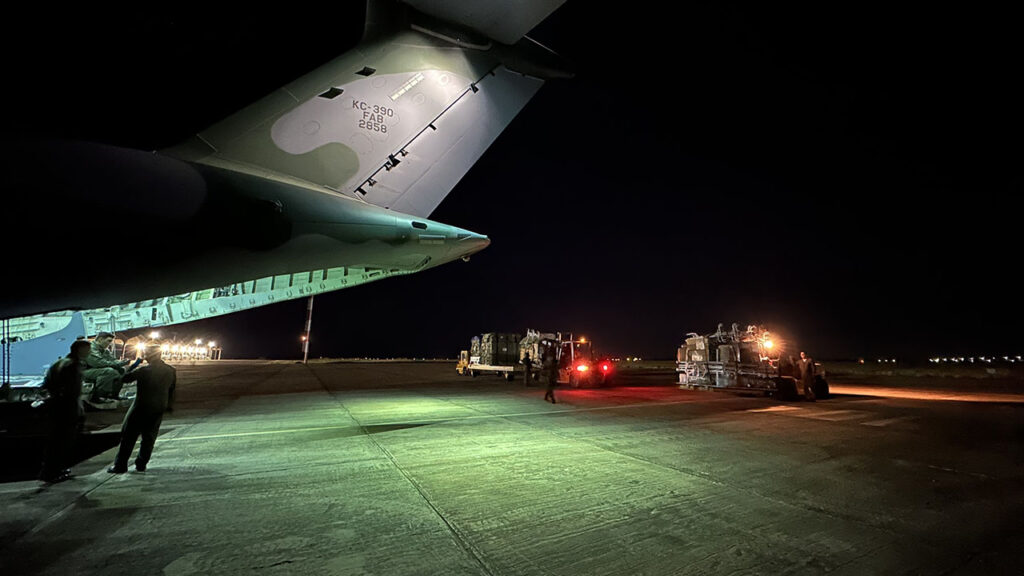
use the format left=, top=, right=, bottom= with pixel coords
left=38, top=340, right=91, bottom=483
left=108, top=346, right=176, bottom=474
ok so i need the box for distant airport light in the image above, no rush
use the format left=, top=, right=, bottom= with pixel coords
left=149, top=331, right=160, bottom=339
left=579, top=337, right=586, bottom=343
left=763, top=339, right=774, bottom=349
left=576, top=364, right=589, bottom=372
left=208, top=342, right=215, bottom=348
left=195, top=339, right=203, bottom=345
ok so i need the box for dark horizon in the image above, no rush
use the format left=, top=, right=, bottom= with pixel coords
left=2, top=3, right=1020, bottom=362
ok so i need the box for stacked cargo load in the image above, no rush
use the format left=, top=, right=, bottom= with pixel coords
left=478, top=332, right=521, bottom=366
left=470, top=335, right=482, bottom=361
left=519, top=329, right=558, bottom=368
left=678, top=333, right=711, bottom=363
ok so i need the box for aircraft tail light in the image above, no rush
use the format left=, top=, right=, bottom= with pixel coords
left=600, top=362, right=611, bottom=372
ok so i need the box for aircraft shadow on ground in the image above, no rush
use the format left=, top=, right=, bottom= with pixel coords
left=0, top=420, right=444, bottom=480
left=0, top=502, right=139, bottom=572
left=0, top=431, right=122, bottom=484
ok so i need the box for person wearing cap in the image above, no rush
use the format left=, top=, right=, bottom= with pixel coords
left=108, top=345, right=176, bottom=474
left=83, top=331, right=130, bottom=404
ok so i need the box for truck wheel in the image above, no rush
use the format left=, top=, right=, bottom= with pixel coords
left=773, top=378, right=797, bottom=401
left=470, top=370, right=476, bottom=378
left=813, top=377, right=830, bottom=400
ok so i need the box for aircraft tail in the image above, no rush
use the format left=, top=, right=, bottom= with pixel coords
left=167, top=0, right=569, bottom=218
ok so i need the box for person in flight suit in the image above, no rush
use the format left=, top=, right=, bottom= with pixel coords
left=522, top=351, right=532, bottom=387
left=83, top=331, right=130, bottom=404
left=108, top=346, right=176, bottom=473
left=542, top=350, right=558, bottom=404
left=797, top=351, right=816, bottom=402
left=38, top=340, right=91, bottom=483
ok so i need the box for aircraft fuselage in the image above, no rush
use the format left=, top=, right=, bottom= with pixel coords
left=0, top=139, right=488, bottom=319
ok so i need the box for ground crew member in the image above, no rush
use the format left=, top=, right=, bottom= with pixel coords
left=38, top=340, right=91, bottom=483
left=522, top=352, right=532, bottom=386
left=798, top=351, right=816, bottom=401
left=108, top=346, right=176, bottom=474
left=83, top=331, right=130, bottom=404
left=543, top=351, right=557, bottom=404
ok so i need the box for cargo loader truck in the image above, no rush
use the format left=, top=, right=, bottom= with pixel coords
left=458, top=330, right=614, bottom=387
left=676, top=323, right=828, bottom=400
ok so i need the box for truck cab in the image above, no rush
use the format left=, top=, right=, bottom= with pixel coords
left=555, top=336, right=614, bottom=388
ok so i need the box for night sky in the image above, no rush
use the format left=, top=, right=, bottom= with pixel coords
left=3, top=3, right=1020, bottom=361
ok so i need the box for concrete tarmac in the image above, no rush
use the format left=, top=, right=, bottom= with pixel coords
left=2, top=361, right=1023, bottom=575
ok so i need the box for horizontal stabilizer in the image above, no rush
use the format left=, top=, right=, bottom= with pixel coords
left=358, top=66, right=542, bottom=216
left=170, top=1, right=563, bottom=218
